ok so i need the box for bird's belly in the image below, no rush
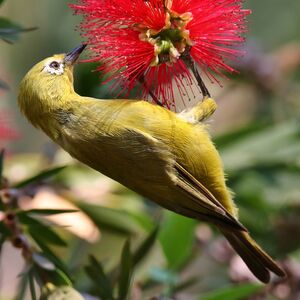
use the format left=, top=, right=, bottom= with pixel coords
left=60, top=138, right=177, bottom=208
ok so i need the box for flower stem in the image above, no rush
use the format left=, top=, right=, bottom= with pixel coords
left=182, top=53, right=211, bottom=98
left=139, top=76, right=163, bottom=107
left=149, top=90, right=163, bottom=107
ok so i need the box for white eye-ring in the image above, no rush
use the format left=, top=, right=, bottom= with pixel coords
left=44, top=60, right=64, bottom=75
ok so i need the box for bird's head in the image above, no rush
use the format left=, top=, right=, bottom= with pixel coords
left=18, top=44, right=86, bottom=125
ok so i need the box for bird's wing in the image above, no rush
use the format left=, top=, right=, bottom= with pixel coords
left=110, top=127, right=245, bottom=231
left=91, top=127, right=285, bottom=283
left=173, top=162, right=246, bottom=231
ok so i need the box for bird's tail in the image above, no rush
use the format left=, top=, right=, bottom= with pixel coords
left=219, top=228, right=286, bottom=283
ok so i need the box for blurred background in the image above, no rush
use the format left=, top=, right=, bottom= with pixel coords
left=0, top=0, right=300, bottom=299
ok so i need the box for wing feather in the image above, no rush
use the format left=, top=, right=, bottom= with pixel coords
left=106, top=128, right=247, bottom=231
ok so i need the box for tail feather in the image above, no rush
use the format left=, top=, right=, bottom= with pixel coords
left=220, top=228, right=286, bottom=283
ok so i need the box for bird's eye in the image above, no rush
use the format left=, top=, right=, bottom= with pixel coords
left=49, top=61, right=60, bottom=69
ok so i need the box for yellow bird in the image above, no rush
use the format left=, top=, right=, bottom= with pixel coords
left=18, top=45, right=285, bottom=283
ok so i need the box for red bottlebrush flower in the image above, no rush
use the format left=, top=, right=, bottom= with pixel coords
left=71, top=0, right=251, bottom=109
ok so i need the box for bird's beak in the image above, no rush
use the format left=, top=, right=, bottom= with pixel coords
left=64, top=44, right=87, bottom=65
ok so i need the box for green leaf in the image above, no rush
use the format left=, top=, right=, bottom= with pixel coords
left=133, top=226, right=159, bottom=267
left=28, top=269, right=37, bottom=300
left=85, top=256, right=113, bottom=300
left=221, top=121, right=300, bottom=173
left=31, top=250, right=72, bottom=287
left=14, top=165, right=67, bottom=188
left=19, top=209, right=78, bottom=216
left=159, top=211, right=197, bottom=269
left=200, top=284, right=263, bottom=300
left=0, top=17, right=37, bottom=44
left=0, top=149, right=4, bottom=179
left=0, top=78, right=9, bottom=90
left=32, top=253, right=56, bottom=271
left=29, top=224, right=67, bottom=246
left=108, top=229, right=157, bottom=286
left=0, top=150, right=4, bottom=210
left=149, top=267, right=178, bottom=285
left=75, top=201, right=140, bottom=235
left=127, top=210, right=154, bottom=231
left=109, top=227, right=158, bottom=290
left=32, top=236, right=70, bottom=275
left=0, top=0, right=5, bottom=6
left=215, top=122, right=269, bottom=149
left=118, top=240, right=133, bottom=300
left=39, top=267, right=73, bottom=287
left=0, top=198, right=4, bottom=211
left=0, top=234, right=6, bottom=254
left=0, top=221, right=10, bottom=236
left=54, top=268, right=73, bottom=286
left=14, top=273, right=28, bottom=300
left=18, top=214, right=67, bottom=246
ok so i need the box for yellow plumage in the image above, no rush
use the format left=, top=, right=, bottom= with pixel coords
left=18, top=46, right=285, bottom=283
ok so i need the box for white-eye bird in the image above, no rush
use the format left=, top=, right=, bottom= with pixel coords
left=18, top=45, right=285, bottom=283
